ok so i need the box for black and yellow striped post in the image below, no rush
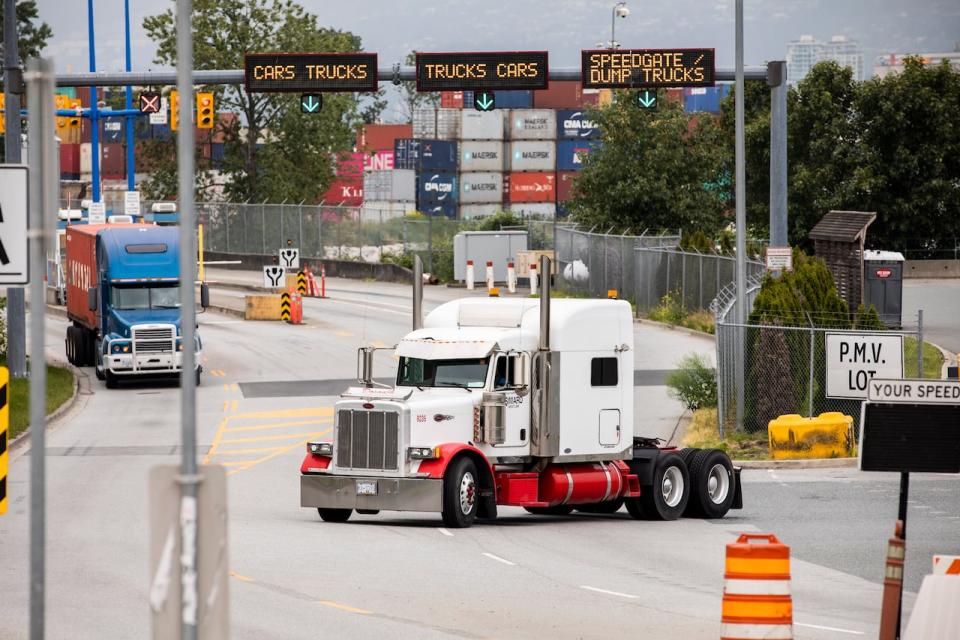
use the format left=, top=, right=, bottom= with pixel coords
left=296, top=271, right=307, bottom=295
left=280, top=292, right=292, bottom=323
left=0, top=366, right=8, bottom=515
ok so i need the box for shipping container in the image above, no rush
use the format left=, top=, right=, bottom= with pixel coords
left=101, top=143, right=125, bottom=180
left=64, top=225, right=100, bottom=328
left=417, top=171, right=458, bottom=205
left=102, top=120, right=124, bottom=143
left=556, top=171, right=580, bottom=202
left=556, top=139, right=601, bottom=171
left=363, top=169, right=416, bottom=202
left=335, top=151, right=364, bottom=179
left=459, top=172, right=504, bottom=204
left=60, top=143, right=80, bottom=177
left=494, top=90, right=534, bottom=109
left=321, top=179, right=363, bottom=206
left=360, top=201, right=416, bottom=223
left=684, top=85, right=732, bottom=114
left=363, top=150, right=395, bottom=171
left=507, top=202, right=557, bottom=218
left=79, top=143, right=100, bottom=175
left=507, top=172, right=555, bottom=203
left=509, top=109, right=557, bottom=140
left=459, top=204, right=502, bottom=219
left=460, top=110, right=505, bottom=140
left=508, top=141, right=556, bottom=172
left=440, top=91, right=464, bottom=108
left=413, top=107, right=459, bottom=139
left=532, top=81, right=585, bottom=109
left=357, top=123, right=413, bottom=153
left=394, top=139, right=458, bottom=171
left=419, top=200, right=458, bottom=219
left=460, top=141, right=506, bottom=172
left=557, top=109, right=601, bottom=139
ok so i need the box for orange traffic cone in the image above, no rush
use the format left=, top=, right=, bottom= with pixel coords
left=721, top=533, right=793, bottom=640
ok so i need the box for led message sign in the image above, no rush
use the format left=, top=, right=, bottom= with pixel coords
left=581, top=48, right=715, bottom=89
left=244, top=53, right=378, bottom=93
left=416, top=51, right=549, bottom=91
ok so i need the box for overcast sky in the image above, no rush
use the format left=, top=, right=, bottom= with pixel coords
left=38, top=0, right=960, bottom=75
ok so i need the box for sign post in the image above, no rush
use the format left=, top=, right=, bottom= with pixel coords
left=765, top=246, right=792, bottom=272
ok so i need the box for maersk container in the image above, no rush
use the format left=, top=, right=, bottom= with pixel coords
left=459, top=172, right=504, bottom=204
left=509, top=109, right=557, bottom=140
left=557, top=109, right=600, bottom=139
left=394, top=139, right=458, bottom=171
left=460, top=204, right=501, bottom=220
left=413, top=107, right=460, bottom=139
left=363, top=169, right=416, bottom=202
left=556, top=139, right=601, bottom=171
left=460, top=110, right=505, bottom=140
left=420, top=200, right=458, bottom=219
left=417, top=171, right=458, bottom=205
left=507, top=202, right=557, bottom=218
left=460, top=141, right=506, bottom=172
left=508, top=141, right=556, bottom=172
left=360, top=201, right=416, bottom=223
left=684, top=85, right=731, bottom=114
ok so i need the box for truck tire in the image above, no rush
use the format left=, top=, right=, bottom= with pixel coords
left=104, top=370, right=119, bottom=389
left=524, top=505, right=575, bottom=516
left=356, top=509, right=380, bottom=515
left=65, top=327, right=77, bottom=365
left=685, top=449, right=735, bottom=519
left=627, top=452, right=690, bottom=521
left=576, top=499, right=624, bottom=514
left=442, top=457, right=479, bottom=528
left=94, top=340, right=105, bottom=380
left=679, top=447, right=701, bottom=466
left=317, top=508, right=352, bottom=523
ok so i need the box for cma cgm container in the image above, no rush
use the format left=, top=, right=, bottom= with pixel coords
left=460, top=110, right=505, bottom=140
left=363, top=169, right=416, bottom=202
left=557, top=109, right=600, bottom=139
left=509, top=110, right=557, bottom=140
left=459, top=172, right=504, bottom=204
left=508, top=141, right=556, bottom=172
left=417, top=172, right=458, bottom=206
left=507, top=171, right=555, bottom=203
left=557, top=139, right=601, bottom=171
left=460, top=204, right=501, bottom=219
left=357, top=123, right=412, bottom=153
left=413, top=108, right=460, bottom=139
left=460, top=141, right=506, bottom=172
left=420, top=200, right=458, bottom=219
left=394, top=139, right=458, bottom=171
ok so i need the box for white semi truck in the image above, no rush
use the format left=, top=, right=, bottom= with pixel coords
left=300, top=257, right=741, bottom=527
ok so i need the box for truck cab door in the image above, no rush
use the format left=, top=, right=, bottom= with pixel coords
left=492, top=352, right=529, bottom=447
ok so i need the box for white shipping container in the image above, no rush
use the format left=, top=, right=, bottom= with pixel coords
left=459, top=172, right=504, bottom=204
left=362, top=169, right=416, bottom=202
left=459, top=110, right=505, bottom=140
left=413, top=108, right=460, bottom=140
left=460, top=141, right=506, bottom=171
left=506, top=202, right=557, bottom=218
left=509, top=109, right=557, bottom=140
left=79, top=143, right=100, bottom=174
left=460, top=204, right=502, bottom=220
left=360, top=201, right=416, bottom=223
left=508, top=141, right=556, bottom=172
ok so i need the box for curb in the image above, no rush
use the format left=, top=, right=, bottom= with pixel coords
left=635, top=317, right=715, bottom=341
left=207, top=303, right=246, bottom=320
left=9, top=358, right=86, bottom=456
left=732, top=457, right=857, bottom=469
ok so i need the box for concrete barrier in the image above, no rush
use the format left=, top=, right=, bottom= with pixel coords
left=768, top=412, right=854, bottom=460
left=204, top=251, right=414, bottom=284
left=244, top=294, right=282, bottom=321
left=904, top=260, right=960, bottom=279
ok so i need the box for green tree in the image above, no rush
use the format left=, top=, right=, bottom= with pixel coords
left=0, top=0, right=52, bottom=83
left=143, top=0, right=367, bottom=202
left=749, top=251, right=850, bottom=328
left=398, top=50, right=439, bottom=122
left=567, top=91, right=727, bottom=233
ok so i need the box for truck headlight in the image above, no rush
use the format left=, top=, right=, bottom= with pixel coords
left=307, top=442, right=333, bottom=456
left=177, top=340, right=183, bottom=351
left=408, top=447, right=439, bottom=460
left=110, top=342, right=131, bottom=354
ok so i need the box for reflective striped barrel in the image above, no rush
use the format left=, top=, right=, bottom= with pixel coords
left=721, top=533, right=793, bottom=640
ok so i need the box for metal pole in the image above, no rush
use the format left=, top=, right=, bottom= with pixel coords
left=412, top=255, right=423, bottom=330
left=916, top=310, right=924, bottom=380
left=175, top=0, right=199, bottom=637
left=808, top=326, right=816, bottom=417
left=768, top=61, right=788, bottom=248
left=4, top=0, right=27, bottom=379
left=26, top=55, right=55, bottom=640
left=428, top=213, right=433, bottom=274
left=895, top=472, right=909, bottom=639
left=124, top=0, right=135, bottom=191
left=734, top=0, right=747, bottom=430
left=87, top=0, right=101, bottom=203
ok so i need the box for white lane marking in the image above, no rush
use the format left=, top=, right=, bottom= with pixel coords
left=437, top=528, right=453, bottom=537
left=482, top=552, right=516, bottom=566
left=795, top=621, right=865, bottom=635
left=202, top=320, right=243, bottom=325
left=580, top=585, right=639, bottom=599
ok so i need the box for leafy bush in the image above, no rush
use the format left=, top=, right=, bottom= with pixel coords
left=666, top=353, right=718, bottom=411
left=749, top=251, right=850, bottom=327
left=853, top=303, right=885, bottom=330
left=648, top=291, right=686, bottom=324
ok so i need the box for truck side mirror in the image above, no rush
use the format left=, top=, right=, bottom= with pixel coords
left=200, top=283, right=210, bottom=309
left=87, top=287, right=97, bottom=312
left=511, top=354, right=529, bottom=387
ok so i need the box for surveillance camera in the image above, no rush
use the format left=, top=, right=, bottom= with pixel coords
left=617, top=7, right=630, bottom=18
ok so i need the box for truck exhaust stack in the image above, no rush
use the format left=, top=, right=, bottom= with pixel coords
left=413, top=254, right=424, bottom=331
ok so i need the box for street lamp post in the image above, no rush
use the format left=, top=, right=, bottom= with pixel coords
left=611, top=2, right=630, bottom=49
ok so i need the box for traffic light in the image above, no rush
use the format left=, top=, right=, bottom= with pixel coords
left=0, top=94, right=5, bottom=135
left=170, top=90, right=179, bottom=131
left=196, top=92, right=214, bottom=129
left=55, top=94, right=70, bottom=138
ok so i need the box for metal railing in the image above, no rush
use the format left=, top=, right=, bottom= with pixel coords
left=636, top=248, right=764, bottom=314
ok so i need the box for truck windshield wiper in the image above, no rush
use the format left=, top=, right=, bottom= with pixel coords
left=435, top=382, right=473, bottom=392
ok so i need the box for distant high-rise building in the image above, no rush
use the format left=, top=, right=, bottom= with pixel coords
left=787, top=35, right=864, bottom=85
left=873, top=42, right=960, bottom=79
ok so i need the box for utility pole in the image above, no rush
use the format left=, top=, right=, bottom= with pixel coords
left=86, top=0, right=101, bottom=204
left=734, top=0, right=746, bottom=428
left=4, top=0, right=27, bottom=379
left=124, top=0, right=135, bottom=192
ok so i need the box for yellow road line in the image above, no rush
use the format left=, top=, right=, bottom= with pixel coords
left=222, top=400, right=228, bottom=413
left=229, top=571, right=254, bottom=582
left=222, top=383, right=230, bottom=391
left=230, top=383, right=239, bottom=392
left=231, top=400, right=238, bottom=412
left=214, top=446, right=289, bottom=456
left=226, top=428, right=332, bottom=476
left=202, top=417, right=229, bottom=464
left=318, top=600, right=372, bottom=615
left=370, top=340, right=388, bottom=349
left=228, top=407, right=333, bottom=421
left=218, top=460, right=258, bottom=467
left=223, top=418, right=331, bottom=433
left=334, top=330, right=353, bottom=337
left=220, top=431, right=329, bottom=445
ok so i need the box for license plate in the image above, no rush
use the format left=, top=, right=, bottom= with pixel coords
left=356, top=480, right=378, bottom=496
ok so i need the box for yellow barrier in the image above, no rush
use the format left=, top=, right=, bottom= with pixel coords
left=244, top=295, right=282, bottom=321
left=768, top=412, right=854, bottom=460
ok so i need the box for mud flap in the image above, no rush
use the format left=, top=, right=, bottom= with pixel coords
left=731, top=467, right=743, bottom=510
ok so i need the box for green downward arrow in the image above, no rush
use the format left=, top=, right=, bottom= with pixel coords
left=301, top=94, right=322, bottom=113
left=475, top=92, right=495, bottom=111
left=637, top=90, right=657, bottom=109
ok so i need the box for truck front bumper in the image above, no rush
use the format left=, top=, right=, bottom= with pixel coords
left=105, top=351, right=199, bottom=375
left=300, top=474, right=443, bottom=512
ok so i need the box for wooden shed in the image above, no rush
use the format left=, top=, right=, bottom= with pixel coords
left=809, top=210, right=877, bottom=313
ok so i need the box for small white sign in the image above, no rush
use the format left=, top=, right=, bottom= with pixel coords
left=104, top=121, right=122, bottom=132
left=124, top=191, right=141, bottom=217
left=868, top=379, right=960, bottom=405
left=149, top=98, right=169, bottom=125
left=88, top=200, right=106, bottom=224
left=766, top=246, right=793, bottom=271
left=279, top=248, right=300, bottom=269
left=0, top=165, right=30, bottom=285
left=262, top=265, right=285, bottom=288
left=826, top=333, right=904, bottom=399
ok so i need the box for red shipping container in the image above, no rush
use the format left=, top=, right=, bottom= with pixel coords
left=356, top=123, right=413, bottom=153
left=440, top=91, right=464, bottom=108
left=100, top=143, right=126, bottom=180
left=321, top=179, right=363, bottom=206
left=556, top=171, right=580, bottom=202
left=335, top=152, right=364, bottom=179
left=533, top=81, right=584, bottom=109
left=508, top=172, right=555, bottom=203
left=60, top=143, right=80, bottom=176
left=65, top=224, right=104, bottom=329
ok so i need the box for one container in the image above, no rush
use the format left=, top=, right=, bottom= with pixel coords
left=363, top=169, right=416, bottom=202
left=413, top=107, right=460, bottom=139
left=334, top=152, right=364, bottom=179
left=507, top=203, right=556, bottom=218
left=460, top=141, right=506, bottom=172
left=360, top=201, right=416, bottom=223
left=532, top=81, right=585, bottom=109
left=419, top=200, right=458, bottom=219
left=321, top=179, right=363, bottom=206
left=459, top=172, right=504, bottom=204
left=557, top=139, right=601, bottom=171
left=460, top=204, right=501, bottom=219
left=556, top=171, right=579, bottom=202
left=509, top=109, right=557, bottom=140
left=394, top=139, right=458, bottom=171
left=683, top=85, right=732, bottom=114
left=557, top=109, right=601, bottom=139
left=508, top=140, right=556, bottom=172
left=417, top=171, right=458, bottom=205
left=460, top=110, right=505, bottom=140
left=863, top=250, right=906, bottom=328
left=357, top=123, right=412, bottom=153
left=363, top=150, right=395, bottom=171
left=507, top=172, right=555, bottom=203
left=494, top=90, right=533, bottom=109
left=452, top=230, right=529, bottom=282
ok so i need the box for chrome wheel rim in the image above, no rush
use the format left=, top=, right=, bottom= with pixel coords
left=706, top=464, right=730, bottom=504
left=459, top=471, right=476, bottom=515
left=661, top=466, right=684, bottom=507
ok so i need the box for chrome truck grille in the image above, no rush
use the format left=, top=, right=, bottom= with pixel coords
left=133, top=326, right=175, bottom=353
left=336, top=409, right=399, bottom=471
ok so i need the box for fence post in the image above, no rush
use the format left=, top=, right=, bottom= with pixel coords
left=299, top=201, right=304, bottom=251
left=681, top=250, right=687, bottom=309
left=698, top=252, right=704, bottom=309
left=717, top=323, right=726, bottom=439
left=808, top=326, right=816, bottom=417
left=917, top=310, right=924, bottom=379
left=261, top=201, right=266, bottom=256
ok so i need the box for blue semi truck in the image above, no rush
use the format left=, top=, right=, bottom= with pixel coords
left=64, top=223, right=208, bottom=388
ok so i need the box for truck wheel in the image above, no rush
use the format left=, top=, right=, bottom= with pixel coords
left=442, top=457, right=479, bottom=528
left=80, top=329, right=94, bottom=366
left=685, top=449, right=735, bottom=519
left=679, top=447, right=701, bottom=466
left=576, top=499, right=625, bottom=514
left=317, top=508, right=352, bottom=523
left=627, top=452, right=690, bottom=521
left=356, top=509, right=380, bottom=515
left=65, top=327, right=76, bottom=365
left=524, top=505, right=574, bottom=516
left=104, top=370, right=119, bottom=389
left=195, top=368, right=201, bottom=387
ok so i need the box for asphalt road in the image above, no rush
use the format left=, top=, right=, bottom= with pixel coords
left=0, top=278, right=954, bottom=639
left=903, top=279, right=960, bottom=354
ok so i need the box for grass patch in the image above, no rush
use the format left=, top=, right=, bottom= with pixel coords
left=682, top=408, right=770, bottom=460
left=3, top=360, right=76, bottom=440
left=903, top=337, right=945, bottom=379
left=646, top=292, right=715, bottom=335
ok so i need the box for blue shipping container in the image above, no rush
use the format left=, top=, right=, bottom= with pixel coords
left=494, top=90, right=533, bottom=109
left=684, top=85, right=731, bottom=114
left=417, top=171, right=458, bottom=205
left=557, top=109, right=600, bottom=139
left=557, top=139, right=601, bottom=171
left=419, top=201, right=458, bottom=219
left=394, top=139, right=458, bottom=171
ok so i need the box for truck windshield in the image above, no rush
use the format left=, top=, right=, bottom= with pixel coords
left=397, top=357, right=488, bottom=389
left=111, top=285, right=181, bottom=310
